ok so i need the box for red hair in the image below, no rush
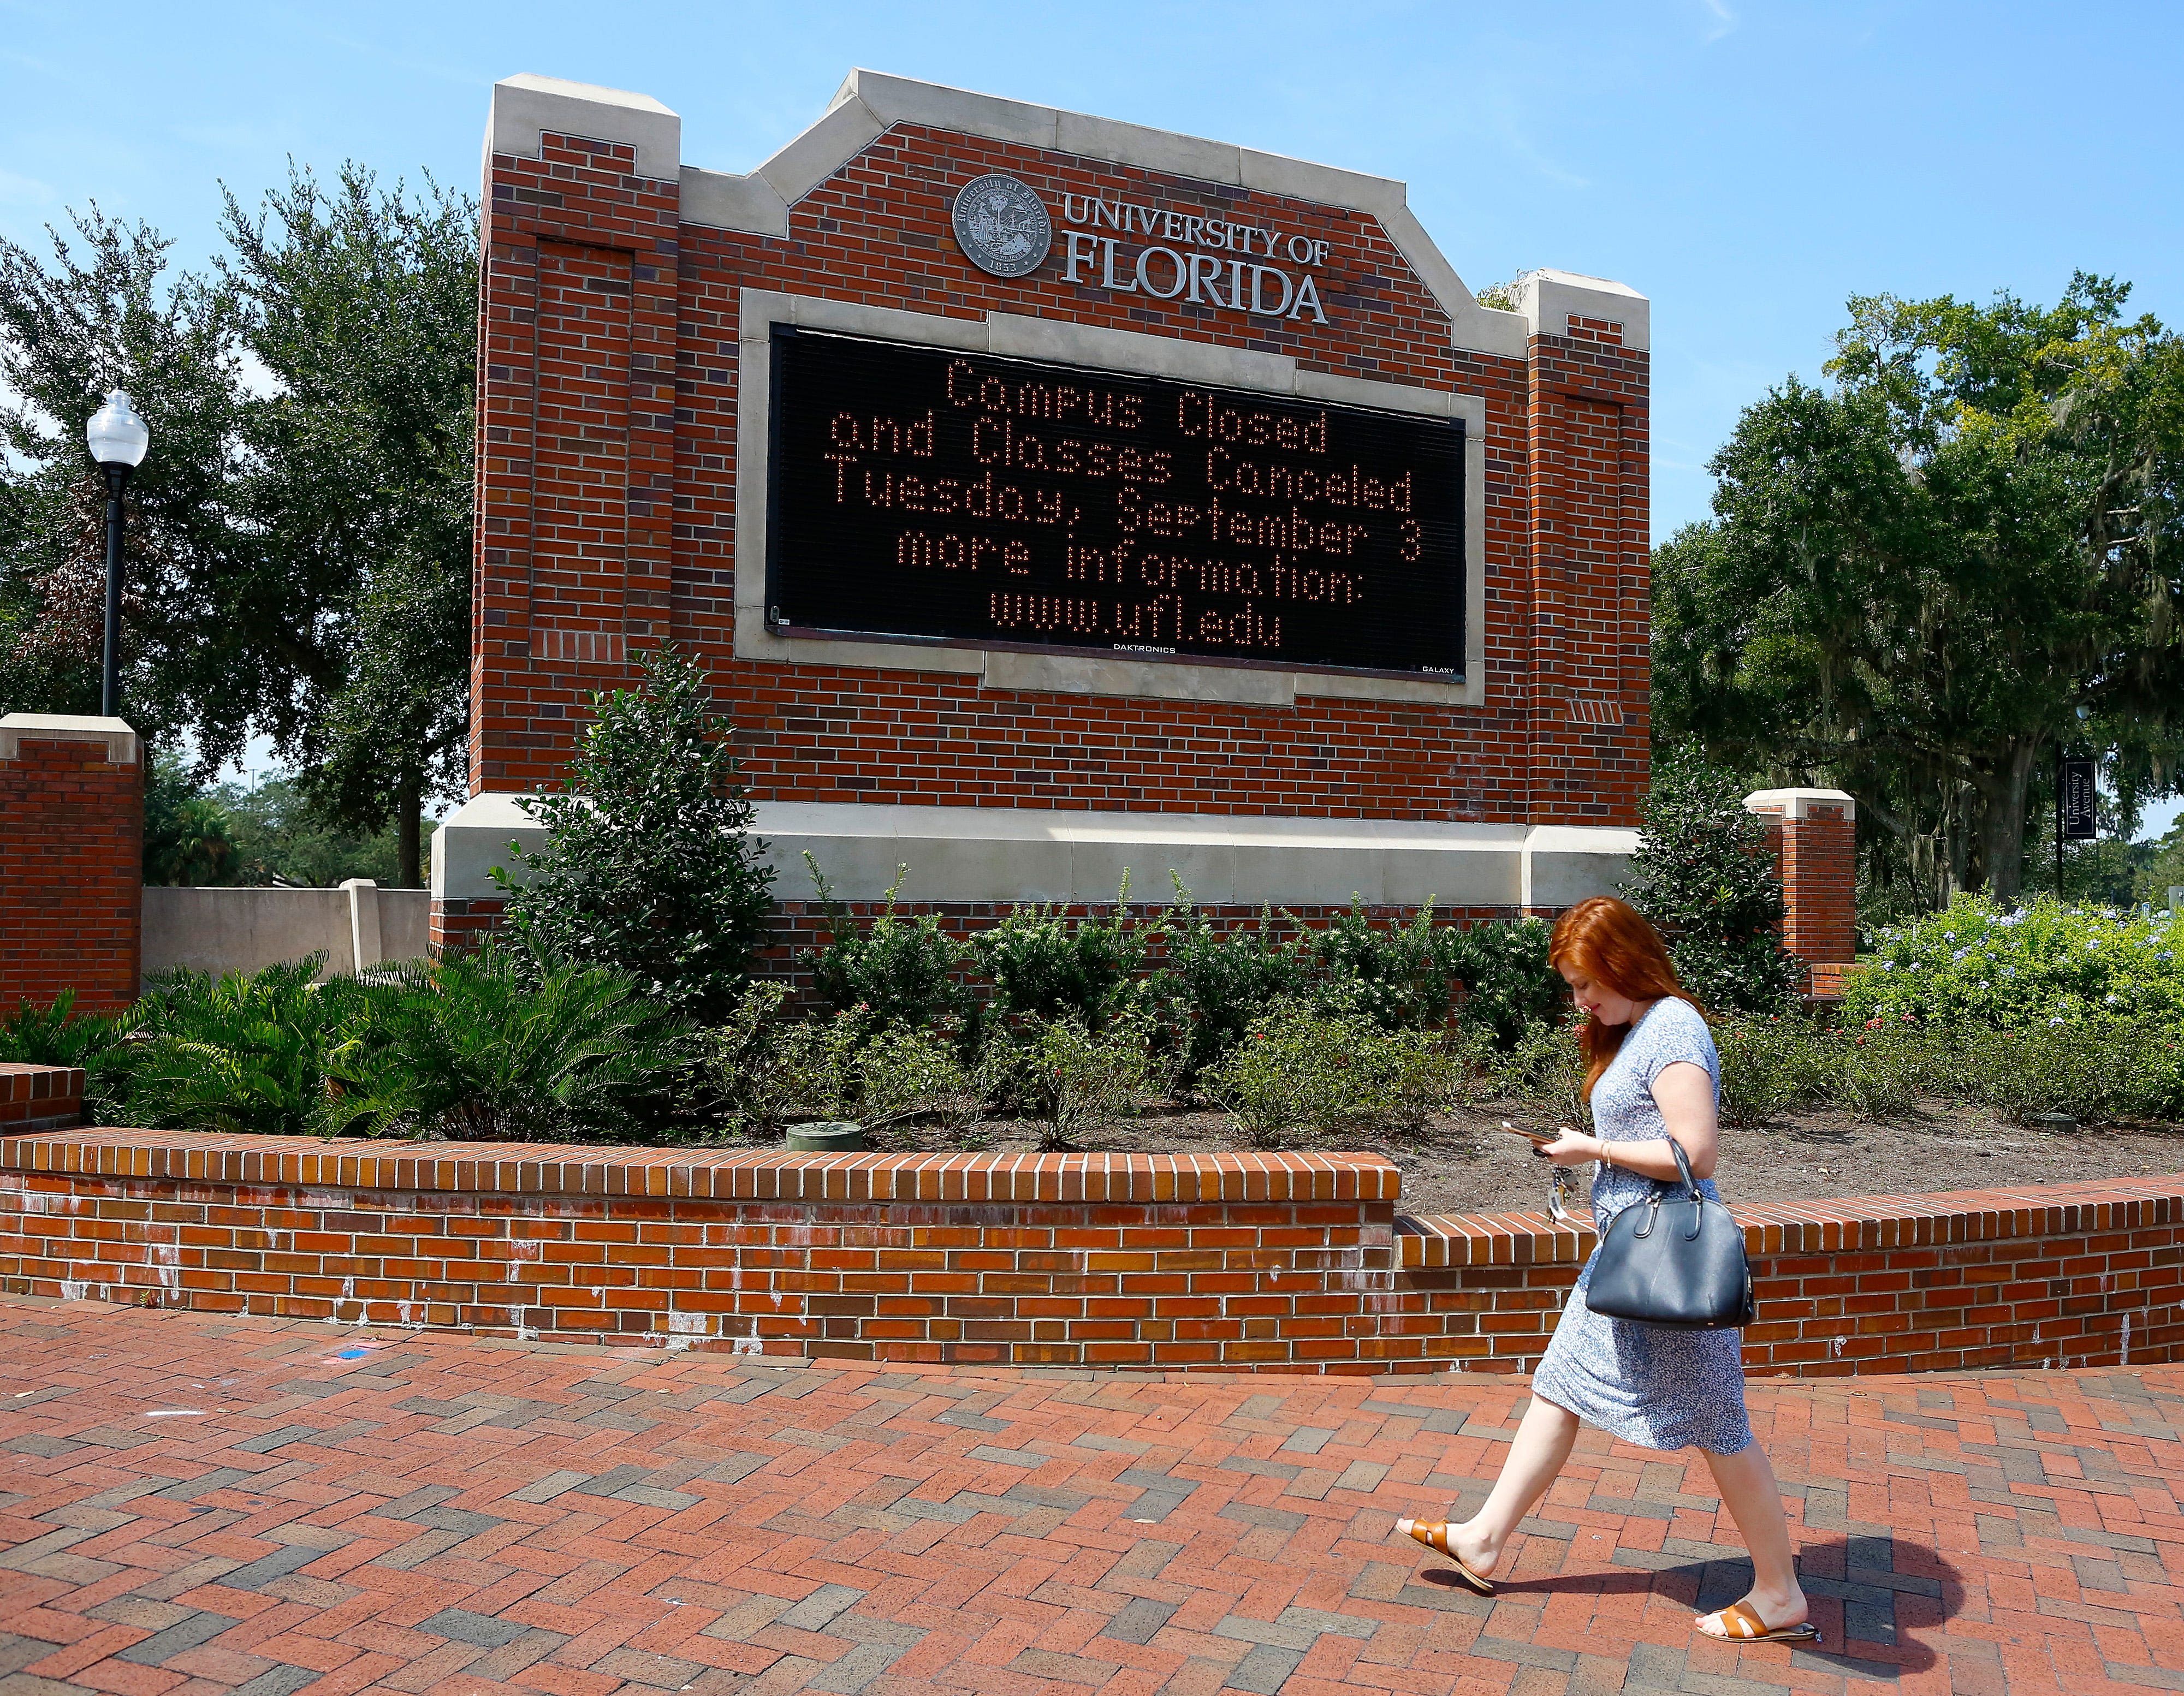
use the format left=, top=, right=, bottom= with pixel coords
left=1548, top=896, right=1704, bottom=1101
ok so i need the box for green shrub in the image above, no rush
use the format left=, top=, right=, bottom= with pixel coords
left=1843, top=896, right=2184, bottom=1031
left=0, top=989, right=136, bottom=1118
left=982, top=1013, right=1157, bottom=1151
left=1713, top=1014, right=1829, bottom=1127
left=798, top=856, right=975, bottom=1036
left=1820, top=1015, right=1927, bottom=1120
left=972, top=878, right=1152, bottom=1025
left=317, top=948, right=689, bottom=1140
left=1622, top=750, right=1802, bottom=1013
left=1489, top=1014, right=1593, bottom=1129
left=704, top=986, right=980, bottom=1138
left=1203, top=1001, right=1466, bottom=1147
left=1300, top=897, right=1465, bottom=1029
left=1446, top=919, right=1566, bottom=1050
left=1948, top=1020, right=2181, bottom=1126
left=1157, top=879, right=1307, bottom=1080
left=494, top=644, right=775, bottom=1022
left=124, top=956, right=353, bottom=1137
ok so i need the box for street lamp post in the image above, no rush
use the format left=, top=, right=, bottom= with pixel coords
left=84, top=390, right=151, bottom=717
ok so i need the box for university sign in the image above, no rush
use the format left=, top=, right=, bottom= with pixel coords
left=952, top=173, right=1332, bottom=325
left=450, top=68, right=1656, bottom=937
left=766, top=329, right=1463, bottom=676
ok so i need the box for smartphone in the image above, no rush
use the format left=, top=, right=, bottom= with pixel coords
left=1501, top=1120, right=1561, bottom=1146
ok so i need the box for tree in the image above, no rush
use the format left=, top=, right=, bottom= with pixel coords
left=1622, top=751, right=1802, bottom=1013
left=0, top=171, right=475, bottom=889
left=1654, top=275, right=2184, bottom=903
left=0, top=211, right=261, bottom=749
left=223, top=164, right=476, bottom=887
left=495, top=645, right=776, bottom=1022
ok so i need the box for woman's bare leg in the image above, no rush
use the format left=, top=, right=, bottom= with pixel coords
left=1443, top=1395, right=1581, bottom=1577
left=1695, top=1440, right=1807, bottom=1634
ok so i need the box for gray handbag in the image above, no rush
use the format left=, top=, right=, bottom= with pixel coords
left=1582, top=1136, right=1754, bottom=1331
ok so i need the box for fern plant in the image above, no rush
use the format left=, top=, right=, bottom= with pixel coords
left=0, top=989, right=138, bottom=1120
left=124, top=956, right=353, bottom=1137
left=316, top=948, right=689, bottom=1141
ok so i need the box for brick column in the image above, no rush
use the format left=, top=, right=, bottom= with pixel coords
left=1515, top=271, right=1653, bottom=832
left=0, top=715, right=144, bottom=1014
left=1744, top=787, right=1856, bottom=995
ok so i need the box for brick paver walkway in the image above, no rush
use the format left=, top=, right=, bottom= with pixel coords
left=0, top=1297, right=2178, bottom=1696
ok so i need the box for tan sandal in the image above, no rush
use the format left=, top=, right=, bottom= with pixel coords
left=1696, top=1600, right=1820, bottom=1645
left=1394, top=1517, right=1494, bottom=1596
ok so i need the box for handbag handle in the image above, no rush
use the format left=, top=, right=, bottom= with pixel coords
left=1664, top=1133, right=1698, bottom=1200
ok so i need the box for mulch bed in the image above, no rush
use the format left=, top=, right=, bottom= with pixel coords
left=854, top=1101, right=2184, bottom=1218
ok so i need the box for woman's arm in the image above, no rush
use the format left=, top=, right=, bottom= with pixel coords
left=1538, top=1060, right=1720, bottom=1181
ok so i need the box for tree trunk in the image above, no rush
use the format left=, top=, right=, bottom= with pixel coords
left=397, top=771, right=423, bottom=889
left=1974, top=742, right=2040, bottom=901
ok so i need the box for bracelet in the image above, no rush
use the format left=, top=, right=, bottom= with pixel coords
left=1599, top=1142, right=1612, bottom=1171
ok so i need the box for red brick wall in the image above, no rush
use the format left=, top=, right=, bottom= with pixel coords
left=0, top=730, right=143, bottom=1015
left=1400, top=1176, right=2184, bottom=1376
left=0, top=1066, right=84, bottom=1135
left=5, top=1129, right=2175, bottom=1377
left=474, top=123, right=1650, bottom=824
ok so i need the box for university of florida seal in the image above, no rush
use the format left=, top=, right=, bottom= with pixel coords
left=950, top=174, right=1052, bottom=278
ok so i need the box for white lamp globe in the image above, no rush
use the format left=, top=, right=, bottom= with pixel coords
left=85, top=389, right=151, bottom=469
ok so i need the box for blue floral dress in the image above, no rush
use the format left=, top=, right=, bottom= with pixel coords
left=1530, top=996, right=1753, bottom=1455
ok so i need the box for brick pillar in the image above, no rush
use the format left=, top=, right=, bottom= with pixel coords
left=1514, top=270, right=1653, bottom=832
left=1744, top=787, right=1856, bottom=995
left=0, top=715, right=144, bottom=1015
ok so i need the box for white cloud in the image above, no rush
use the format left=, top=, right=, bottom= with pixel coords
left=0, top=169, right=54, bottom=208
left=1699, top=0, right=1738, bottom=43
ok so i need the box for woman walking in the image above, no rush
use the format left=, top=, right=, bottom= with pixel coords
left=1396, top=896, right=1813, bottom=1646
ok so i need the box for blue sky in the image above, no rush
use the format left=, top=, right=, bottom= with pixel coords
left=6, top=1, right=2181, bottom=834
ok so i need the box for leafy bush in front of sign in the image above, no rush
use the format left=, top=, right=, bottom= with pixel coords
left=797, top=855, right=976, bottom=1037
left=1298, top=897, right=1466, bottom=1030
left=972, top=880, right=1154, bottom=1026
left=1445, top=919, right=1568, bottom=1050
left=491, top=644, right=775, bottom=1023
left=1202, top=1001, right=1468, bottom=1147
left=1157, top=880, right=1309, bottom=1081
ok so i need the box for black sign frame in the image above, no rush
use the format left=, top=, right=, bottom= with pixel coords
left=761, top=326, right=1468, bottom=682
left=2061, top=755, right=2098, bottom=841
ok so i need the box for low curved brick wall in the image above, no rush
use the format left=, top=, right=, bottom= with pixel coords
left=1, top=1115, right=2178, bottom=1376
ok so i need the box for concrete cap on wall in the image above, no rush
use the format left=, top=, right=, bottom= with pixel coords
left=486, top=73, right=681, bottom=184
left=0, top=713, right=139, bottom=766
left=1744, top=787, right=1857, bottom=822
left=430, top=794, right=1641, bottom=910
left=1512, top=267, right=1652, bottom=354
left=430, top=792, right=549, bottom=903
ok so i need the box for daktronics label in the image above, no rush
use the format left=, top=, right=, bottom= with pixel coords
left=766, top=330, right=1465, bottom=677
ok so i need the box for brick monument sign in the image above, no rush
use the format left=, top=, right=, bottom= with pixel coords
left=432, top=70, right=1848, bottom=977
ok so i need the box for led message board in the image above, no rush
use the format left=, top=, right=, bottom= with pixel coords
left=765, top=329, right=1465, bottom=678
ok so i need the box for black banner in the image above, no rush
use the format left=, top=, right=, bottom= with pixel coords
left=764, top=329, right=1466, bottom=677
left=2062, top=755, right=2098, bottom=841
